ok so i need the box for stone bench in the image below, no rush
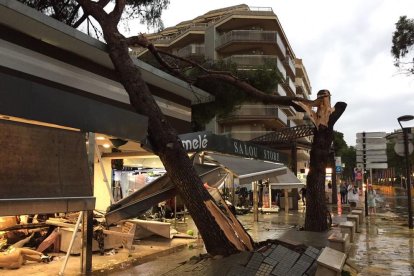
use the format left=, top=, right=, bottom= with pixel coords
left=346, top=214, right=360, bottom=232
left=315, top=247, right=347, bottom=276
left=328, top=231, right=350, bottom=253
left=342, top=204, right=351, bottom=213
left=339, top=221, right=355, bottom=243
left=351, top=209, right=364, bottom=223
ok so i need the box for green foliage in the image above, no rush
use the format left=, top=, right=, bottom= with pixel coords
left=333, top=131, right=348, bottom=155
left=17, top=0, right=170, bottom=36
left=391, top=16, right=414, bottom=74
left=191, top=59, right=284, bottom=130
left=18, top=0, right=81, bottom=26
left=387, top=137, right=414, bottom=182
left=333, top=131, right=356, bottom=180
left=340, top=146, right=356, bottom=181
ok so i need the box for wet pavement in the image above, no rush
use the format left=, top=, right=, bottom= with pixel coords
left=2, top=186, right=413, bottom=275
left=347, top=186, right=414, bottom=276
left=109, top=185, right=414, bottom=276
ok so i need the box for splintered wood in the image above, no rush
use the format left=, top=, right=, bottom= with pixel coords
left=204, top=200, right=253, bottom=251
left=293, top=89, right=335, bottom=129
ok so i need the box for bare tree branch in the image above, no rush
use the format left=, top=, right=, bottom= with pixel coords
left=76, top=0, right=107, bottom=23
left=69, top=4, right=83, bottom=27
left=109, top=0, right=126, bottom=23
left=328, top=102, right=347, bottom=128
left=126, top=34, right=318, bottom=112
left=197, top=74, right=308, bottom=112
left=72, top=11, right=88, bottom=28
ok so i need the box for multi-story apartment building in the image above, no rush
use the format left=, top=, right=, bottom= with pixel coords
left=134, top=4, right=312, bottom=174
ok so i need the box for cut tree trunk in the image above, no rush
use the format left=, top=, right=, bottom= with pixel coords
left=304, top=101, right=347, bottom=231
left=304, top=125, right=332, bottom=231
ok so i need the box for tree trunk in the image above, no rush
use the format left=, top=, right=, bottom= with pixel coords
left=305, top=125, right=332, bottom=231
left=98, top=24, right=250, bottom=255
left=304, top=101, right=347, bottom=231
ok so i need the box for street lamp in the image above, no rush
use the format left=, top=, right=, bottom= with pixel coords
left=397, top=115, right=414, bottom=229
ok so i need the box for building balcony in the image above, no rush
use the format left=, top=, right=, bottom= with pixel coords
left=222, top=54, right=275, bottom=67
left=218, top=105, right=288, bottom=126
left=216, top=30, right=286, bottom=57
left=288, top=113, right=304, bottom=124
left=281, top=105, right=296, bottom=117
left=277, top=58, right=287, bottom=80
left=287, top=119, right=297, bottom=128
left=284, top=56, right=295, bottom=77
left=295, top=77, right=310, bottom=99
left=275, top=83, right=287, bottom=96
left=151, top=23, right=208, bottom=48
left=283, top=76, right=296, bottom=96
left=221, top=54, right=286, bottom=79
left=130, top=47, right=147, bottom=58
left=221, top=130, right=276, bottom=141
left=175, top=44, right=205, bottom=58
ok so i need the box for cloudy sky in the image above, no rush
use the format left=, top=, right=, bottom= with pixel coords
left=130, top=0, right=414, bottom=146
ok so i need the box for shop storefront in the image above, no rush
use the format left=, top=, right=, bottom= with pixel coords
left=106, top=132, right=304, bottom=224
left=0, top=1, right=212, bottom=273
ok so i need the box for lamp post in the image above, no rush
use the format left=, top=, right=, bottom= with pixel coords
left=398, top=115, right=414, bottom=229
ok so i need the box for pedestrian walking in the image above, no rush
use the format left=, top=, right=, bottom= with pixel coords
left=347, top=183, right=359, bottom=207
left=367, top=185, right=377, bottom=215
left=300, top=186, right=307, bottom=205
left=340, top=183, right=347, bottom=204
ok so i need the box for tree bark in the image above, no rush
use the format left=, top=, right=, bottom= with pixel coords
left=77, top=0, right=252, bottom=256
left=305, top=102, right=346, bottom=231
left=305, top=125, right=331, bottom=231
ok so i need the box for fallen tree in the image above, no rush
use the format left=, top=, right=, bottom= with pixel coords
left=25, top=0, right=347, bottom=255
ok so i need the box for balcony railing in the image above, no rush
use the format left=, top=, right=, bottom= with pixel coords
left=276, top=58, right=287, bottom=79
left=130, top=48, right=147, bottom=57
left=208, top=7, right=275, bottom=27
left=221, top=131, right=275, bottom=141
left=152, top=23, right=208, bottom=45
left=176, top=44, right=205, bottom=57
left=284, top=77, right=296, bottom=95
left=223, top=54, right=277, bottom=67
left=295, top=77, right=310, bottom=99
left=276, top=84, right=287, bottom=96
left=221, top=105, right=288, bottom=125
left=285, top=56, right=295, bottom=76
left=287, top=119, right=297, bottom=128
left=216, top=30, right=286, bottom=55
left=221, top=55, right=287, bottom=80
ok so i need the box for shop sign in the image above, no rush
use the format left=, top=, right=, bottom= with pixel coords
left=180, top=133, right=208, bottom=151
left=179, top=131, right=288, bottom=164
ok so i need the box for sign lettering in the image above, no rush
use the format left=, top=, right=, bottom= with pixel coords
left=178, top=131, right=288, bottom=164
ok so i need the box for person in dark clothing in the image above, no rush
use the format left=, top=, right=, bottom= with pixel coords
left=340, top=183, right=347, bottom=204
left=300, top=187, right=307, bottom=205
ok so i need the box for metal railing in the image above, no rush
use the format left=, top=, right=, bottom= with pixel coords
left=222, top=54, right=277, bottom=66
left=216, top=30, right=286, bottom=55
left=221, top=105, right=288, bottom=124
left=285, top=56, right=295, bottom=75
left=277, top=58, right=287, bottom=79
left=295, top=77, right=310, bottom=99
left=207, top=8, right=275, bottom=27
left=284, top=77, right=296, bottom=95
left=152, top=23, right=208, bottom=45
left=176, top=44, right=205, bottom=57
left=221, top=131, right=276, bottom=141
left=276, top=84, right=287, bottom=96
